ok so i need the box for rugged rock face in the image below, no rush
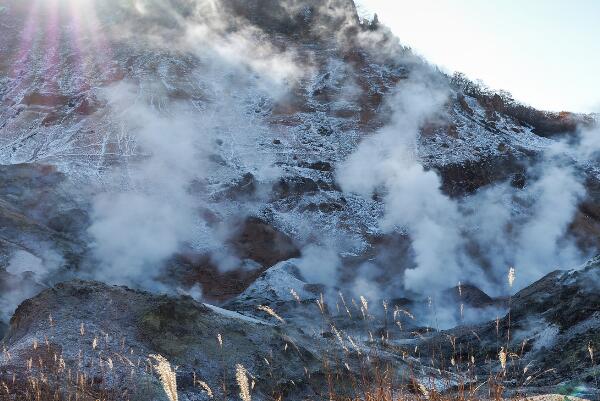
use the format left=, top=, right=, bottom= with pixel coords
left=0, top=0, right=599, bottom=399
left=0, top=164, right=88, bottom=264
left=222, top=0, right=359, bottom=36
left=171, top=217, right=301, bottom=301
left=1, top=278, right=458, bottom=400
left=0, top=163, right=90, bottom=329
left=420, top=258, right=600, bottom=399
left=0, top=0, right=598, bottom=284
left=2, top=280, right=323, bottom=400
left=2, top=259, right=599, bottom=399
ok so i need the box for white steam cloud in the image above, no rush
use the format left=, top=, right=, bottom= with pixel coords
left=85, top=1, right=311, bottom=289
left=2, top=0, right=597, bottom=330
left=296, top=244, right=341, bottom=285
left=0, top=248, right=63, bottom=321
left=512, top=166, right=585, bottom=285
left=337, top=72, right=471, bottom=293
left=337, top=68, right=595, bottom=299
left=88, top=84, right=202, bottom=287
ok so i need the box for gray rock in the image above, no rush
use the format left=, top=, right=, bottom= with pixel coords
left=0, top=278, right=465, bottom=400
left=0, top=320, right=7, bottom=339
left=418, top=257, right=600, bottom=399
left=1, top=280, right=324, bottom=400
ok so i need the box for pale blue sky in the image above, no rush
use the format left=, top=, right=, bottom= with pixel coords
left=357, top=0, right=600, bottom=113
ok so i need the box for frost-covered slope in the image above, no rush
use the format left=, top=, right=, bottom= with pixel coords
left=1, top=1, right=600, bottom=399
left=0, top=0, right=598, bottom=318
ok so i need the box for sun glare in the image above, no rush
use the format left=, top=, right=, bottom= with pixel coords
left=11, top=0, right=115, bottom=88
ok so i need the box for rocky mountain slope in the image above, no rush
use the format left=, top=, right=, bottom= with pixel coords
left=421, top=257, right=600, bottom=399
left=0, top=0, right=599, bottom=399
left=1, top=259, right=598, bottom=399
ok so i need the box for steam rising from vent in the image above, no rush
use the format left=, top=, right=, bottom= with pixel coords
left=337, top=72, right=464, bottom=293
left=337, top=68, right=593, bottom=297
left=0, top=248, right=64, bottom=321
left=1, top=0, right=598, bottom=331
left=95, top=0, right=595, bottom=303
left=78, top=0, right=335, bottom=289
left=513, top=166, right=585, bottom=285
left=86, top=75, right=288, bottom=287
left=296, top=244, right=341, bottom=286
left=84, top=10, right=309, bottom=286
left=87, top=83, right=202, bottom=287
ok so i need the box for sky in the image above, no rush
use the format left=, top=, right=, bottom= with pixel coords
left=356, top=0, right=600, bottom=113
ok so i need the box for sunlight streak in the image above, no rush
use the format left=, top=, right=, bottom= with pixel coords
left=10, top=0, right=115, bottom=90
left=12, top=0, right=41, bottom=78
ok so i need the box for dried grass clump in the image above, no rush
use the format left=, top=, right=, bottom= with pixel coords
left=508, top=267, right=516, bottom=288
left=1, top=291, right=594, bottom=401
left=235, top=364, right=251, bottom=401
left=257, top=305, right=285, bottom=323
left=150, top=354, right=178, bottom=401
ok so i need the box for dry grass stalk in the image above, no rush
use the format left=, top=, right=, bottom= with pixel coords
left=316, top=294, right=326, bottom=315
left=499, top=347, right=507, bottom=371
left=330, top=325, right=348, bottom=353
left=149, top=354, right=178, bottom=401
left=394, top=306, right=414, bottom=320
left=339, top=292, right=352, bottom=318
left=195, top=375, right=214, bottom=398
left=257, top=305, right=285, bottom=323
left=508, top=267, right=516, bottom=288
left=347, top=334, right=361, bottom=356
left=360, top=296, right=369, bottom=314
left=235, top=364, right=251, bottom=401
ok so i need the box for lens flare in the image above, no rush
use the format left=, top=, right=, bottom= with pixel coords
left=10, top=0, right=115, bottom=89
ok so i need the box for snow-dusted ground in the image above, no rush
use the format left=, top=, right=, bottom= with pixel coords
left=0, top=0, right=573, bottom=267
left=1, top=0, right=597, bottom=298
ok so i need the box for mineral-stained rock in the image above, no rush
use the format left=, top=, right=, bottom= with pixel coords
left=229, top=217, right=301, bottom=267
left=171, top=216, right=301, bottom=302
